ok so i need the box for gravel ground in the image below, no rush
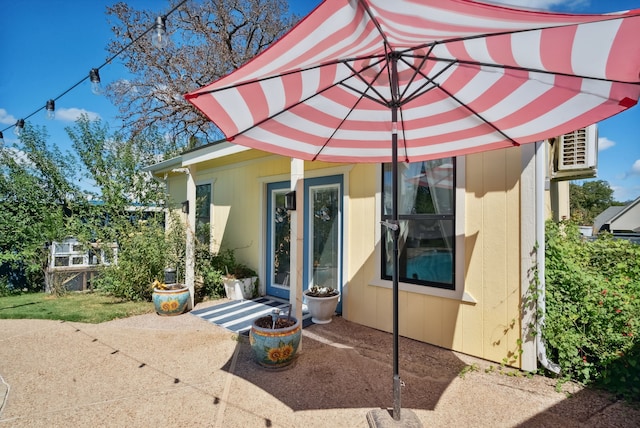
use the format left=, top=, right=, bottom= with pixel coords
left=0, top=299, right=638, bottom=427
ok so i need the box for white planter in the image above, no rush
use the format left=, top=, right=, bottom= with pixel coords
left=304, top=292, right=340, bottom=324
left=223, top=277, right=256, bottom=300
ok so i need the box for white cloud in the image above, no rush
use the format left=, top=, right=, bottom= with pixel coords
left=55, top=108, right=101, bottom=122
left=632, top=159, right=640, bottom=175
left=598, top=137, right=615, bottom=151
left=482, top=0, right=590, bottom=11
left=0, top=108, right=17, bottom=125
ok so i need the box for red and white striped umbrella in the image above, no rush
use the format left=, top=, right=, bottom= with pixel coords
left=186, top=0, right=640, bottom=163
left=185, top=0, right=640, bottom=422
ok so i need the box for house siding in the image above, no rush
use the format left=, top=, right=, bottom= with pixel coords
left=344, top=149, right=524, bottom=366
left=162, top=147, right=525, bottom=366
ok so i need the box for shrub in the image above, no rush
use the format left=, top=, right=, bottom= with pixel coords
left=544, top=220, right=640, bottom=401
left=93, top=220, right=169, bottom=301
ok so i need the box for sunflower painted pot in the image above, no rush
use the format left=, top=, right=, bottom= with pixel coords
left=250, top=315, right=301, bottom=369
left=152, top=285, right=190, bottom=316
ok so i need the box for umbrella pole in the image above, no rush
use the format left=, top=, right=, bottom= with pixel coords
left=391, top=112, right=401, bottom=421
left=390, top=54, right=402, bottom=422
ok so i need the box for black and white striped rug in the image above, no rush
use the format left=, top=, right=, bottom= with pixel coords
left=191, top=297, right=313, bottom=335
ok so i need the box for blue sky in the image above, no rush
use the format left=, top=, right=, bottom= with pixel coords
left=1, top=0, right=639, bottom=201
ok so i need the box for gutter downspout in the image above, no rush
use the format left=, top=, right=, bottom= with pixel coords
left=535, top=141, right=561, bottom=375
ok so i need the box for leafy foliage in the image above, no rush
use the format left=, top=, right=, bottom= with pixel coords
left=0, top=124, right=83, bottom=291
left=92, top=219, right=169, bottom=301
left=569, top=180, right=622, bottom=224
left=544, top=220, right=640, bottom=401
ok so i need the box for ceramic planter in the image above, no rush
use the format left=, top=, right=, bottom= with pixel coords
left=249, top=315, right=301, bottom=369
left=152, top=285, right=190, bottom=316
left=304, top=292, right=340, bottom=324
left=223, top=276, right=256, bottom=300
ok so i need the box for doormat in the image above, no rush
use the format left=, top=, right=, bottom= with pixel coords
left=191, top=297, right=313, bottom=335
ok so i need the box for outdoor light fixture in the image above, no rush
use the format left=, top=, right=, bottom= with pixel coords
left=89, top=68, right=102, bottom=95
left=151, top=16, right=168, bottom=49
left=181, top=200, right=189, bottom=214
left=14, top=119, right=25, bottom=137
left=285, top=191, right=296, bottom=211
left=45, top=99, right=55, bottom=120
left=0, top=131, right=4, bottom=146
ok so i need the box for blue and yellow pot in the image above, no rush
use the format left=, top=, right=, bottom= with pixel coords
left=152, top=286, right=190, bottom=316
left=250, top=315, right=301, bottom=369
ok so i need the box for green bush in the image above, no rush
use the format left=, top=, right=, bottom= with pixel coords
left=544, top=220, right=640, bottom=401
left=93, top=220, right=169, bottom=301
left=194, top=248, right=257, bottom=301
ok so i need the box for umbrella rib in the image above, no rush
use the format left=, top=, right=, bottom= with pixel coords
left=343, top=59, right=392, bottom=107
left=398, top=45, right=436, bottom=101
left=436, top=83, right=520, bottom=147
left=340, top=82, right=390, bottom=107
left=403, top=11, right=640, bottom=58
left=311, top=93, right=371, bottom=162
left=400, top=60, right=457, bottom=106
left=357, top=0, right=391, bottom=47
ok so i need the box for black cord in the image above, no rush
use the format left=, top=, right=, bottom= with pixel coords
left=1, top=0, right=188, bottom=134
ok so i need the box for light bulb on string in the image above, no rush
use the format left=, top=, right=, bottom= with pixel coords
left=46, top=99, right=55, bottom=120
left=0, top=131, right=4, bottom=147
left=151, top=16, right=168, bottom=48
left=89, top=68, right=102, bottom=95
left=14, top=119, right=25, bottom=137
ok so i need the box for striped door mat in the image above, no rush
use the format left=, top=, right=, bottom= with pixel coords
left=191, top=297, right=312, bottom=335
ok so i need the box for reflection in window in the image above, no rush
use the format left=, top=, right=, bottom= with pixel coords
left=196, top=183, right=211, bottom=246
left=273, top=192, right=291, bottom=287
left=381, top=158, right=455, bottom=289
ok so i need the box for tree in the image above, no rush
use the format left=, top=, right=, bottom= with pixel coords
left=569, top=180, right=621, bottom=224
left=0, top=124, right=82, bottom=291
left=104, top=0, right=297, bottom=146
left=66, top=117, right=186, bottom=300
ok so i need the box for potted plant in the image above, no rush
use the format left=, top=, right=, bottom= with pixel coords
left=151, top=279, right=190, bottom=316
left=222, top=263, right=258, bottom=300
left=249, top=308, right=301, bottom=369
left=304, top=285, right=340, bottom=324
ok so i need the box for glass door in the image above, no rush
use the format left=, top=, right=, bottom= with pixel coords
left=304, top=176, right=343, bottom=313
left=266, top=182, right=291, bottom=299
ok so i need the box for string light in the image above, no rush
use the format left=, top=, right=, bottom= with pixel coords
left=0, top=0, right=187, bottom=138
left=151, top=16, right=168, bottom=49
left=46, top=99, right=55, bottom=120
left=89, top=68, right=102, bottom=95
left=14, top=119, right=25, bottom=137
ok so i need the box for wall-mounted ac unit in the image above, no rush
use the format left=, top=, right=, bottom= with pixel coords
left=551, top=124, right=598, bottom=181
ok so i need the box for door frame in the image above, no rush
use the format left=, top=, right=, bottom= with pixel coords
left=265, top=181, right=291, bottom=299
left=303, top=175, right=344, bottom=313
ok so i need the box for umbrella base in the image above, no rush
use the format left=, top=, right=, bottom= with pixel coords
left=366, top=408, right=422, bottom=428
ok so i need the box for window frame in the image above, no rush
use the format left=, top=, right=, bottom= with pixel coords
left=372, top=156, right=473, bottom=303
left=380, top=158, right=456, bottom=290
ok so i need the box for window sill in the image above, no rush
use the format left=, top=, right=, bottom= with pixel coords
left=368, top=278, right=477, bottom=304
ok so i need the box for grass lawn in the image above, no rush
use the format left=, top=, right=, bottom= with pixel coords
left=0, top=292, right=155, bottom=323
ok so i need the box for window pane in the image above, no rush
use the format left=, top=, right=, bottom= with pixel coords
left=381, top=157, right=455, bottom=290
left=383, top=159, right=454, bottom=216
left=383, top=219, right=455, bottom=288
left=273, top=192, right=291, bottom=287
left=196, top=183, right=211, bottom=245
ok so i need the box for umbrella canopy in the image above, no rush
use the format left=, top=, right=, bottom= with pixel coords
left=185, top=0, right=640, bottom=422
left=186, top=0, right=640, bottom=163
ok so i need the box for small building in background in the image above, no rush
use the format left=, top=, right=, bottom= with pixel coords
left=46, top=237, right=117, bottom=292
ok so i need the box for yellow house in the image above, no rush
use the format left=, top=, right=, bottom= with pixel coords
left=146, top=135, right=577, bottom=372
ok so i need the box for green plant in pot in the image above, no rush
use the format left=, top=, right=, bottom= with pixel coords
left=222, top=262, right=258, bottom=301
left=151, top=279, right=190, bottom=316
left=304, top=285, right=340, bottom=324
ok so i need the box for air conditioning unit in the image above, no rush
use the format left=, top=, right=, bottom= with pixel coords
left=550, top=124, right=598, bottom=181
